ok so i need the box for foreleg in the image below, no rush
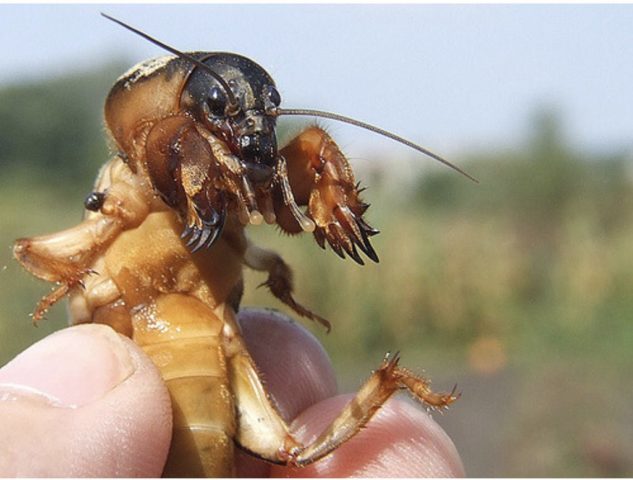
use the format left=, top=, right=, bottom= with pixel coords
left=144, top=115, right=227, bottom=252
left=275, top=126, right=379, bottom=265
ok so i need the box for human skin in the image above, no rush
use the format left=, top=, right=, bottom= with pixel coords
left=0, top=309, right=464, bottom=477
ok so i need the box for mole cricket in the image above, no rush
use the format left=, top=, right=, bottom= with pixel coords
left=13, top=14, right=469, bottom=477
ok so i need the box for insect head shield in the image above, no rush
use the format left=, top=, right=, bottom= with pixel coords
left=184, top=54, right=283, bottom=185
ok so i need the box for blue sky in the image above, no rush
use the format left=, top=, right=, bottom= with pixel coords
left=1, top=4, right=632, bottom=161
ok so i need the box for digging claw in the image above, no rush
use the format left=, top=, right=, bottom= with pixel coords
left=181, top=205, right=226, bottom=253
left=317, top=207, right=379, bottom=265
left=190, top=227, right=212, bottom=253
left=358, top=226, right=379, bottom=263
left=180, top=224, right=193, bottom=240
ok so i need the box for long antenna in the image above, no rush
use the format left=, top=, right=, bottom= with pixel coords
left=101, top=13, right=475, bottom=183
left=274, top=108, right=478, bottom=183
left=101, top=13, right=239, bottom=114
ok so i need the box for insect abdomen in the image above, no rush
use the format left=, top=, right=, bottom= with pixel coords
left=133, top=293, right=236, bottom=477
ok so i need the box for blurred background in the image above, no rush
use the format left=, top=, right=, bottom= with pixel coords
left=1, top=4, right=632, bottom=477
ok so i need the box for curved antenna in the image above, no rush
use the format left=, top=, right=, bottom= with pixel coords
left=274, top=107, right=477, bottom=183
left=101, top=13, right=239, bottom=114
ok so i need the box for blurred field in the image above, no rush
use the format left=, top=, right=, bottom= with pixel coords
left=1, top=66, right=632, bottom=477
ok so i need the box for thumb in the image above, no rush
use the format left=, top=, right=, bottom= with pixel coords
left=0, top=324, right=172, bottom=477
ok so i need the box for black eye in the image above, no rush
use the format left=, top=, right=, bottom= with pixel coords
left=266, top=85, right=281, bottom=107
left=206, top=86, right=227, bottom=116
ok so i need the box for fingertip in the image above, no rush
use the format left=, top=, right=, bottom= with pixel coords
left=71, top=330, right=173, bottom=477
left=0, top=324, right=172, bottom=477
left=0, top=324, right=135, bottom=407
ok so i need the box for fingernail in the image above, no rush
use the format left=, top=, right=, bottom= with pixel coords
left=0, top=324, right=135, bottom=407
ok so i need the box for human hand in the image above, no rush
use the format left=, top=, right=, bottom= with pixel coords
left=0, top=323, right=172, bottom=476
left=0, top=309, right=464, bottom=477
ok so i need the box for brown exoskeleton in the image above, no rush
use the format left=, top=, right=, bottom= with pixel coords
left=13, top=15, right=470, bottom=477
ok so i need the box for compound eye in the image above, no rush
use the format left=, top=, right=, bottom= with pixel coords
left=206, top=86, right=227, bottom=116
left=265, top=85, right=281, bottom=107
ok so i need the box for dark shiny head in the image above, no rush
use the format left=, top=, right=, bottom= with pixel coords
left=183, top=53, right=282, bottom=184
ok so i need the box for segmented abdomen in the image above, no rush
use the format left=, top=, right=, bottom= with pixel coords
left=133, top=293, right=235, bottom=477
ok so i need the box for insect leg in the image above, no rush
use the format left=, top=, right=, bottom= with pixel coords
left=216, top=305, right=301, bottom=464
left=145, top=116, right=227, bottom=252
left=290, top=352, right=459, bottom=466
left=275, top=126, right=379, bottom=265
left=243, top=241, right=331, bottom=332
left=219, top=306, right=456, bottom=467
left=13, top=157, right=149, bottom=321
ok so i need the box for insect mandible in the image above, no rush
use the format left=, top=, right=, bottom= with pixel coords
left=13, top=14, right=472, bottom=477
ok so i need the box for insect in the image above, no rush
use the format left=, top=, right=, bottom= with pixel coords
left=13, top=14, right=469, bottom=477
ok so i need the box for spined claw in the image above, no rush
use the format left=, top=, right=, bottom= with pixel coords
left=358, top=223, right=380, bottom=263
left=327, top=223, right=348, bottom=259
left=345, top=244, right=365, bottom=265
left=180, top=224, right=193, bottom=240
left=181, top=203, right=226, bottom=253
left=190, top=227, right=212, bottom=253
left=358, top=217, right=380, bottom=236
left=339, top=211, right=380, bottom=263
left=316, top=205, right=379, bottom=265
left=314, top=229, right=326, bottom=250
left=197, top=204, right=222, bottom=228
left=185, top=226, right=202, bottom=248
left=192, top=224, right=223, bottom=253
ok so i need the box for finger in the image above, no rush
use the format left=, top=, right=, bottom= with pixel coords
left=0, top=324, right=172, bottom=477
left=270, top=395, right=465, bottom=478
left=235, top=308, right=338, bottom=477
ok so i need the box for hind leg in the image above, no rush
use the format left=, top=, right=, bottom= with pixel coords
left=288, top=352, right=458, bottom=466
left=220, top=307, right=458, bottom=467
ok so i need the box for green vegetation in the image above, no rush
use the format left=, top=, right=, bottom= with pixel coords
left=0, top=66, right=631, bottom=476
